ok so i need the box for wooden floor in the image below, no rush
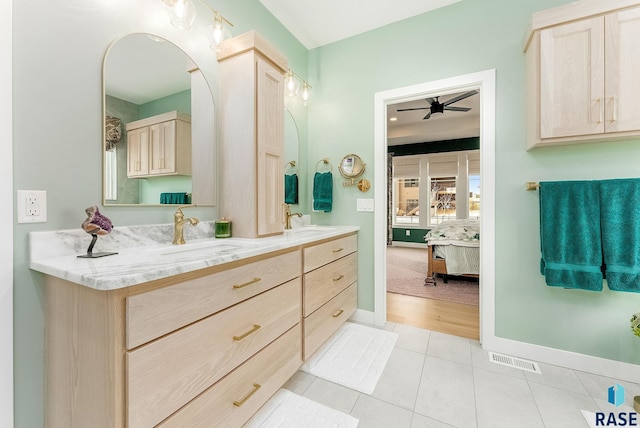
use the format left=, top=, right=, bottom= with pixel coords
left=387, top=292, right=479, bottom=340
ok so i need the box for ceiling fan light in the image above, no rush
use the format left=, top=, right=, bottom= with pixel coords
left=165, top=0, right=196, bottom=30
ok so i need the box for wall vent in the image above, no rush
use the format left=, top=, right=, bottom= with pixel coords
left=488, top=352, right=541, bottom=374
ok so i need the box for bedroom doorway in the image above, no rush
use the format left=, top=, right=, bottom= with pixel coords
left=386, top=95, right=480, bottom=340
left=372, top=70, right=496, bottom=347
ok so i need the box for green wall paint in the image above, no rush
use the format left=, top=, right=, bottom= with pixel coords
left=306, top=0, right=640, bottom=366
left=139, top=89, right=191, bottom=118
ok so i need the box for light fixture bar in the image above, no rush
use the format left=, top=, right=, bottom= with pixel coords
left=197, top=0, right=233, bottom=27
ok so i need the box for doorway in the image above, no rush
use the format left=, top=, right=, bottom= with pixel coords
left=373, top=70, right=496, bottom=347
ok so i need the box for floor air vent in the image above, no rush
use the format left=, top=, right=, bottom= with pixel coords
left=488, top=352, right=542, bottom=374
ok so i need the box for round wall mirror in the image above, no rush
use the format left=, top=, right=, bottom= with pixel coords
left=338, top=154, right=366, bottom=179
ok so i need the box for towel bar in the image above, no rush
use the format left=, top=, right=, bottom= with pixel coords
left=526, top=182, right=539, bottom=191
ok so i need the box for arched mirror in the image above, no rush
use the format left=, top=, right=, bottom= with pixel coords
left=103, top=33, right=215, bottom=206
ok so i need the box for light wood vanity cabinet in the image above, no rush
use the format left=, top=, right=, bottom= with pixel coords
left=302, top=234, right=358, bottom=360
left=218, top=31, right=286, bottom=238
left=45, top=248, right=303, bottom=428
left=525, top=1, right=640, bottom=149
left=126, top=110, right=191, bottom=177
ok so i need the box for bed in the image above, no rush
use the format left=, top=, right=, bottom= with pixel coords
left=424, top=219, right=480, bottom=285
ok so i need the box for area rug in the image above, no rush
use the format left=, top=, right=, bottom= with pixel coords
left=387, top=276, right=479, bottom=306
left=246, top=389, right=358, bottom=428
left=301, top=322, right=398, bottom=394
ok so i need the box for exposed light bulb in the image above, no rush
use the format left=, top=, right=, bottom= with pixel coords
left=285, top=70, right=300, bottom=97
left=166, top=0, right=196, bottom=30
left=301, top=82, right=312, bottom=106
left=208, top=12, right=232, bottom=52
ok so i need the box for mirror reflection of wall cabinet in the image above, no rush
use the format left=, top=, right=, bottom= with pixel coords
left=126, top=111, right=192, bottom=178
left=218, top=31, right=287, bottom=238
left=103, top=33, right=214, bottom=206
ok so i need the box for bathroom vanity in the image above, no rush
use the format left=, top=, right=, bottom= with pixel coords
left=30, top=225, right=358, bottom=427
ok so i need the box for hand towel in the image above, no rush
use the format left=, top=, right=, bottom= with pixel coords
left=599, top=178, right=640, bottom=293
left=160, top=192, right=189, bottom=204
left=284, top=173, right=299, bottom=204
left=313, top=171, right=333, bottom=212
left=539, top=181, right=603, bottom=291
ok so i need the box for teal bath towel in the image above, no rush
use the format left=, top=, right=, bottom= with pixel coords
left=284, top=173, right=298, bottom=204
left=599, top=178, right=640, bottom=293
left=160, top=192, right=190, bottom=204
left=539, top=181, right=603, bottom=291
left=313, top=171, right=333, bottom=212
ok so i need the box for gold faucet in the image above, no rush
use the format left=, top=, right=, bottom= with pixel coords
left=283, top=204, right=303, bottom=230
left=172, top=206, right=199, bottom=245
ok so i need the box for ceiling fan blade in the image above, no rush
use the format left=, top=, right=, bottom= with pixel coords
left=442, top=90, right=478, bottom=106
left=422, top=112, right=431, bottom=120
left=444, top=106, right=471, bottom=112
left=396, top=107, right=428, bottom=112
left=425, top=97, right=436, bottom=105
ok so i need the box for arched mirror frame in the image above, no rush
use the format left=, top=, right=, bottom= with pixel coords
left=101, top=33, right=216, bottom=207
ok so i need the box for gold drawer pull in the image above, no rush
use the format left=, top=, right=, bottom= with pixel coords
left=332, top=247, right=344, bottom=253
left=233, top=383, right=261, bottom=407
left=233, top=324, right=261, bottom=341
left=333, top=274, right=344, bottom=282
left=233, top=277, right=262, bottom=289
left=332, top=309, right=344, bottom=318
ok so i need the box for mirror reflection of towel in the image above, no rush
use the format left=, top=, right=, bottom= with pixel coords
left=313, top=172, right=333, bottom=212
left=160, top=192, right=190, bottom=204
left=285, top=173, right=298, bottom=204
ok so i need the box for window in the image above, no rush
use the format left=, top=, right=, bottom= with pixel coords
left=104, top=149, right=117, bottom=201
left=394, top=177, right=421, bottom=224
left=430, top=176, right=456, bottom=225
left=469, top=175, right=480, bottom=220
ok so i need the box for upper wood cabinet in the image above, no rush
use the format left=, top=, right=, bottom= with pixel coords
left=525, top=1, right=640, bottom=149
left=218, top=31, right=287, bottom=238
left=125, top=111, right=192, bottom=177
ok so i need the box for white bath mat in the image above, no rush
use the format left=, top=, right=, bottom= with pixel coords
left=302, top=322, right=398, bottom=394
left=246, top=389, right=358, bottom=428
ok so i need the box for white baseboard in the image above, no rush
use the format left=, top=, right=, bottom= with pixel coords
left=349, top=309, right=376, bottom=325
left=490, top=337, right=640, bottom=383
left=391, top=242, right=428, bottom=249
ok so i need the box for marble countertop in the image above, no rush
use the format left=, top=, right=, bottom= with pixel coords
left=29, top=223, right=359, bottom=291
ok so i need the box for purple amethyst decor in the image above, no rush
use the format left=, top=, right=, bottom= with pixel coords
left=78, top=205, right=118, bottom=258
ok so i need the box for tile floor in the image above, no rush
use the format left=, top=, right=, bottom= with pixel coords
left=283, top=322, right=640, bottom=428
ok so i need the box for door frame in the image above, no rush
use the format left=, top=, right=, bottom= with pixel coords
left=373, top=69, right=496, bottom=347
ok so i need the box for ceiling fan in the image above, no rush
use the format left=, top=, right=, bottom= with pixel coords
left=396, top=90, right=478, bottom=120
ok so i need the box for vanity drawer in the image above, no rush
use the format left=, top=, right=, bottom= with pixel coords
left=126, top=249, right=300, bottom=349
left=303, top=282, right=357, bottom=360
left=303, top=233, right=357, bottom=272
left=126, top=278, right=301, bottom=428
left=304, top=252, right=357, bottom=317
left=158, top=324, right=302, bottom=428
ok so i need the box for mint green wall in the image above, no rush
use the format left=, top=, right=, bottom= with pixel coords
left=307, top=0, right=640, bottom=366
left=12, top=1, right=307, bottom=426
left=139, top=89, right=191, bottom=118
left=140, top=176, right=193, bottom=204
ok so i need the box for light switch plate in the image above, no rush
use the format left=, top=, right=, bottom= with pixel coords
left=356, top=198, right=374, bottom=212
left=17, top=190, right=47, bottom=223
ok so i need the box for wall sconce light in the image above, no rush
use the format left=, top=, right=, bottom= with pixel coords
left=285, top=69, right=312, bottom=106
left=163, top=0, right=197, bottom=30
left=162, top=0, right=233, bottom=50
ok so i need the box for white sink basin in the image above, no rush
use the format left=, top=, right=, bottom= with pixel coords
left=151, top=239, right=258, bottom=256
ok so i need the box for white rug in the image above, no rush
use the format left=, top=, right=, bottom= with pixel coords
left=246, top=389, right=359, bottom=428
left=302, top=322, right=399, bottom=394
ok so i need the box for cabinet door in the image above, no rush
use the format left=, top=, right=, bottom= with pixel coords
left=256, top=57, right=284, bottom=236
left=149, top=120, right=177, bottom=175
left=127, top=127, right=149, bottom=177
left=540, top=17, right=605, bottom=139
left=605, top=7, right=640, bottom=133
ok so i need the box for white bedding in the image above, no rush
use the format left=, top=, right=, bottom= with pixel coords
left=427, top=220, right=480, bottom=275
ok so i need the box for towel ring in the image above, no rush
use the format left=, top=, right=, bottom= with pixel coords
left=284, top=160, right=298, bottom=175
left=315, top=158, right=333, bottom=173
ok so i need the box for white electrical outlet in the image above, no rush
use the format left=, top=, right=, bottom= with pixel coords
left=17, top=190, right=47, bottom=223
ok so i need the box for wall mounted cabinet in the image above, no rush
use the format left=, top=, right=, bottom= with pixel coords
left=125, top=111, right=192, bottom=177
left=525, top=0, right=640, bottom=149
left=218, top=31, right=287, bottom=238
